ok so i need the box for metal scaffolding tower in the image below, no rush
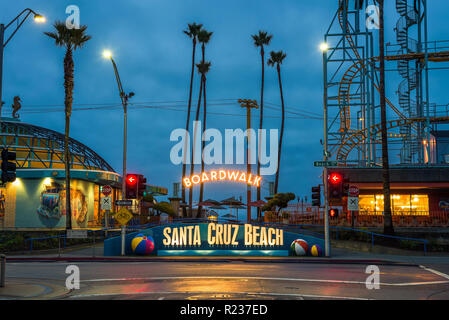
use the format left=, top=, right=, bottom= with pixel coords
left=323, top=0, right=449, bottom=167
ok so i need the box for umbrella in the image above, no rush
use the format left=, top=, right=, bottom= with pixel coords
left=204, top=198, right=221, bottom=205
left=222, top=213, right=236, bottom=218
left=209, top=205, right=226, bottom=210
left=221, top=197, right=245, bottom=206
left=248, top=200, right=267, bottom=208
left=198, top=201, right=217, bottom=207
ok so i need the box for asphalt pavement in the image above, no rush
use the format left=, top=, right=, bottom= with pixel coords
left=1, top=255, right=449, bottom=300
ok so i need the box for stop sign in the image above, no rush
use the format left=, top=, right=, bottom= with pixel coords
left=102, top=185, right=112, bottom=196
left=348, top=185, right=359, bottom=197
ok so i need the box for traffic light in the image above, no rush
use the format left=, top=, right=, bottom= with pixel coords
left=329, top=208, right=339, bottom=219
left=126, top=174, right=138, bottom=199
left=138, top=175, right=147, bottom=198
left=328, top=172, right=343, bottom=200
left=311, top=186, right=321, bottom=207
left=1, top=149, right=16, bottom=184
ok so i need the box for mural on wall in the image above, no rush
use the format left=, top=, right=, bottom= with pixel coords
left=37, top=182, right=88, bottom=224
left=37, top=184, right=62, bottom=220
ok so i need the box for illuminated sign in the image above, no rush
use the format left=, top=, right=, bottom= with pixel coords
left=162, top=223, right=283, bottom=247
left=183, top=170, right=262, bottom=188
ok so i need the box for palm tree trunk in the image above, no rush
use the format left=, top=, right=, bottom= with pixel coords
left=182, top=38, right=197, bottom=217
left=274, top=64, right=285, bottom=195
left=378, top=0, right=394, bottom=235
left=257, top=47, right=265, bottom=221
left=189, top=75, right=203, bottom=217
left=198, top=44, right=207, bottom=216
left=199, top=75, right=207, bottom=215
left=64, top=47, right=74, bottom=230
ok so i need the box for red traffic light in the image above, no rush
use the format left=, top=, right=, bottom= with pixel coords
left=329, top=209, right=339, bottom=218
left=127, top=174, right=137, bottom=185
left=329, top=173, right=342, bottom=184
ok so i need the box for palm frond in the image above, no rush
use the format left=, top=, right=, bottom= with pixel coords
left=44, top=21, right=91, bottom=50
left=196, top=61, right=211, bottom=75
left=198, top=30, right=213, bottom=44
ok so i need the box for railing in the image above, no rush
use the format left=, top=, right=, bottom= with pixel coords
left=284, top=210, right=449, bottom=228
left=23, top=218, right=431, bottom=255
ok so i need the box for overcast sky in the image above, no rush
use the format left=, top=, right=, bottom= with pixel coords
left=2, top=0, right=449, bottom=209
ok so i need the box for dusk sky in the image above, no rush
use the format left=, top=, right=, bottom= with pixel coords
left=2, top=0, right=449, bottom=207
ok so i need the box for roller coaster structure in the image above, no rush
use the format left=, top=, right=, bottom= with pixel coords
left=323, top=0, right=449, bottom=166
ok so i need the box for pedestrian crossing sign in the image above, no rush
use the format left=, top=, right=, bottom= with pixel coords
left=115, top=208, right=133, bottom=226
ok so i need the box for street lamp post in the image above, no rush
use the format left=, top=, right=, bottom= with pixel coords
left=320, top=42, right=330, bottom=257
left=0, top=9, right=45, bottom=118
left=103, top=50, right=134, bottom=256
left=238, top=99, right=259, bottom=222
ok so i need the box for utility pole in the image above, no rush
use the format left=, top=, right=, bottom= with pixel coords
left=376, top=0, right=394, bottom=235
left=321, top=41, right=330, bottom=257
left=238, top=99, right=258, bottom=222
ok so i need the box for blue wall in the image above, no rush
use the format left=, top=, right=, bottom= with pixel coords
left=104, top=223, right=325, bottom=257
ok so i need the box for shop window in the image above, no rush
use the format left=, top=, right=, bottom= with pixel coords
left=359, top=194, right=429, bottom=216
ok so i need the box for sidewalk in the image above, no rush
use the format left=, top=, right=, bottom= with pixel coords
left=4, top=244, right=449, bottom=266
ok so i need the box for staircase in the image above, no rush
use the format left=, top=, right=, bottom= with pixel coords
left=395, top=0, right=419, bottom=163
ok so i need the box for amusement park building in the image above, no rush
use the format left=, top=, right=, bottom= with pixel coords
left=0, top=119, right=166, bottom=230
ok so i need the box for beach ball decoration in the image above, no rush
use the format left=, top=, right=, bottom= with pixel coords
left=131, top=234, right=155, bottom=255
left=291, top=239, right=308, bottom=256
left=310, top=244, right=322, bottom=257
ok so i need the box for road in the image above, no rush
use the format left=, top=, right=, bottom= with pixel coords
left=2, top=260, right=449, bottom=300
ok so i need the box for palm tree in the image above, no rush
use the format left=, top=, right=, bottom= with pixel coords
left=44, top=21, right=91, bottom=230
left=376, top=0, right=394, bottom=235
left=268, top=51, right=287, bottom=195
left=182, top=23, right=202, bottom=217
left=197, top=29, right=213, bottom=215
left=251, top=31, right=272, bottom=221
left=190, top=61, right=211, bottom=217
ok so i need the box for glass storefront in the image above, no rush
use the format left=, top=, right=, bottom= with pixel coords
left=359, top=194, right=429, bottom=215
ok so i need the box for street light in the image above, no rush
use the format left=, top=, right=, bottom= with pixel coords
left=103, top=50, right=134, bottom=256
left=238, top=99, right=259, bottom=222
left=0, top=8, right=45, bottom=117
left=321, top=41, right=330, bottom=257
left=320, top=42, right=329, bottom=52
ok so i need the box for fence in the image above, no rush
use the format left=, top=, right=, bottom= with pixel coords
left=24, top=217, right=430, bottom=255
left=285, top=210, right=449, bottom=228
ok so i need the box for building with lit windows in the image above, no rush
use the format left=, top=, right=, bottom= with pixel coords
left=0, top=119, right=167, bottom=230
left=329, top=167, right=449, bottom=228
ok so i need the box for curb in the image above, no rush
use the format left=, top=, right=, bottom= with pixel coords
left=3, top=256, right=418, bottom=266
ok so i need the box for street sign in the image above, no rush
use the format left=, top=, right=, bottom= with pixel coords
left=66, top=229, right=88, bottom=239
left=101, top=196, right=112, bottom=210
left=115, top=207, right=133, bottom=226
left=115, top=200, right=133, bottom=206
left=314, top=161, right=338, bottom=167
left=102, top=185, right=112, bottom=196
left=348, top=197, right=359, bottom=211
left=348, top=185, right=359, bottom=197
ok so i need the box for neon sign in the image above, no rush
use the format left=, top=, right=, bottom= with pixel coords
left=162, top=223, right=284, bottom=247
left=183, top=170, right=262, bottom=188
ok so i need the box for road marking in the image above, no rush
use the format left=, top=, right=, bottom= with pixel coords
left=419, top=265, right=449, bottom=280
left=81, top=275, right=449, bottom=287
left=68, top=290, right=370, bottom=300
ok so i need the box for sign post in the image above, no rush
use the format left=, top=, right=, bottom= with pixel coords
left=101, top=185, right=113, bottom=237
left=348, top=185, right=359, bottom=228
left=115, top=207, right=133, bottom=256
